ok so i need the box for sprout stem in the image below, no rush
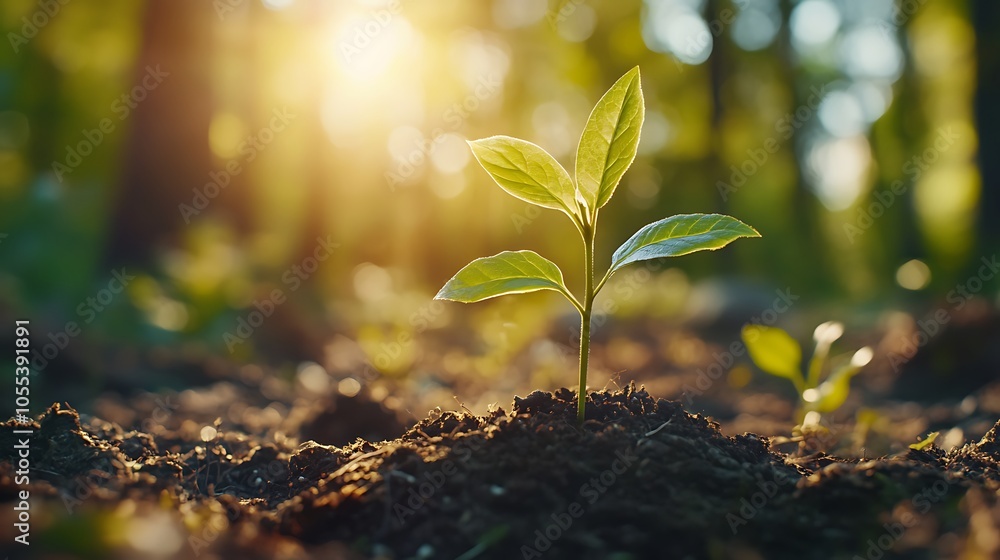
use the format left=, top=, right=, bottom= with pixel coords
left=577, top=222, right=597, bottom=424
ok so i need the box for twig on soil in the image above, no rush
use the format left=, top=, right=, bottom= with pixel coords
left=644, top=419, right=672, bottom=438
left=447, top=423, right=465, bottom=439
left=603, top=374, right=625, bottom=392
left=414, top=428, right=433, bottom=440
left=453, top=396, right=474, bottom=416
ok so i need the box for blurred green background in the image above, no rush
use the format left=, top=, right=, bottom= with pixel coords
left=0, top=0, right=997, bottom=415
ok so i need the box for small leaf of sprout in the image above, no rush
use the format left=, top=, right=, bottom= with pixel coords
left=810, top=363, right=863, bottom=413
left=909, top=432, right=939, bottom=450
left=741, top=325, right=803, bottom=382
left=609, top=214, right=760, bottom=274
left=468, top=136, right=581, bottom=224
left=435, top=250, right=571, bottom=303
left=575, top=66, right=644, bottom=214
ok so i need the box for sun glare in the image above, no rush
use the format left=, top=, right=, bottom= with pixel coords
left=328, top=8, right=420, bottom=85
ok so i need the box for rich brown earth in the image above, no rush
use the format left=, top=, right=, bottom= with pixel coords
left=2, top=384, right=1000, bottom=559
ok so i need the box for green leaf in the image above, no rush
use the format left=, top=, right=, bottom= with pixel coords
left=609, top=214, right=760, bottom=274
left=809, top=347, right=872, bottom=413
left=468, top=136, right=579, bottom=222
left=809, top=365, right=860, bottom=413
left=909, top=432, right=939, bottom=451
left=435, top=250, right=571, bottom=303
left=741, top=325, right=803, bottom=384
left=575, top=66, right=644, bottom=213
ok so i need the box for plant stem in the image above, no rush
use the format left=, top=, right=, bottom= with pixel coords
left=577, top=307, right=592, bottom=424
left=577, top=223, right=596, bottom=425
left=806, top=344, right=829, bottom=390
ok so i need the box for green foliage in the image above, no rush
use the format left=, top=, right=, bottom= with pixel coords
left=468, top=136, right=581, bottom=222
left=741, top=324, right=803, bottom=387
left=575, top=66, right=644, bottom=214
left=610, top=214, right=762, bottom=275
left=437, top=66, right=760, bottom=423
left=435, top=250, right=572, bottom=303
left=742, top=322, right=873, bottom=421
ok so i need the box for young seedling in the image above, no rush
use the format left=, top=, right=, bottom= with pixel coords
left=741, top=321, right=873, bottom=426
left=435, top=67, right=760, bottom=424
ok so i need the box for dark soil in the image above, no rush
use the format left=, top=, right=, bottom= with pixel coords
left=2, top=385, right=1000, bottom=559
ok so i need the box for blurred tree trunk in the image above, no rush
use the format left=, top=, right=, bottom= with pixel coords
left=706, top=0, right=724, bottom=131
left=775, top=0, right=829, bottom=292
left=103, top=0, right=250, bottom=266
left=974, top=0, right=1000, bottom=250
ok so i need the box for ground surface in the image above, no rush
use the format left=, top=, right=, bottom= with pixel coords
left=2, top=384, right=1000, bottom=559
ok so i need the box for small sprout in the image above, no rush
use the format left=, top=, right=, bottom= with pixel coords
left=813, top=320, right=845, bottom=346
left=790, top=415, right=834, bottom=453
left=436, top=67, right=760, bottom=424
left=801, top=410, right=822, bottom=428
left=742, top=323, right=872, bottom=421
left=909, top=431, right=939, bottom=450
left=851, top=346, right=874, bottom=368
